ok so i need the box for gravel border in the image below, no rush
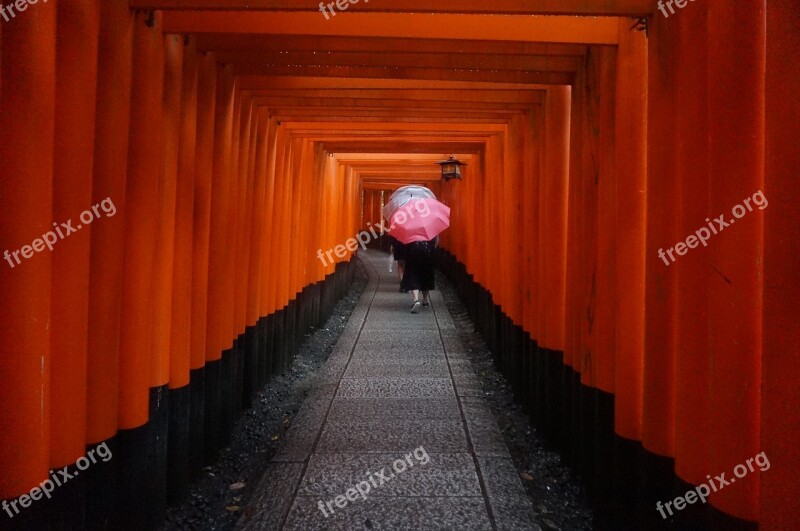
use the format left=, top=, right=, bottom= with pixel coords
left=162, top=260, right=369, bottom=531
left=436, top=271, right=594, bottom=531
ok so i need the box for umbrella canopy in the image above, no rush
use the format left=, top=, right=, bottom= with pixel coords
left=382, top=185, right=436, bottom=221
left=388, top=197, right=451, bottom=244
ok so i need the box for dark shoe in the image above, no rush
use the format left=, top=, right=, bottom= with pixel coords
left=422, top=301, right=430, bottom=307
left=411, top=301, right=421, bottom=314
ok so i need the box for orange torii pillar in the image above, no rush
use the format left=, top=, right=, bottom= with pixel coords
left=191, top=51, right=217, bottom=471
left=526, top=104, right=541, bottom=425
left=168, top=34, right=198, bottom=504
left=49, top=1, right=101, bottom=527
left=610, top=17, right=648, bottom=527
left=223, top=65, right=242, bottom=440
left=243, top=107, right=270, bottom=407
left=612, top=18, right=647, bottom=449
left=116, top=10, right=165, bottom=529
left=673, top=4, right=712, bottom=527
left=524, top=105, right=541, bottom=422
left=0, top=2, right=56, bottom=526
left=266, top=127, right=290, bottom=375
left=642, top=11, right=680, bottom=523
left=85, top=0, right=134, bottom=525
left=205, top=62, right=234, bottom=461
left=143, top=32, right=184, bottom=522
left=257, top=117, right=280, bottom=386
left=564, top=56, right=586, bottom=456
left=292, top=139, right=315, bottom=349
left=230, top=91, right=253, bottom=418
left=501, top=115, right=527, bottom=402
left=566, top=45, right=617, bottom=486
left=283, top=137, right=302, bottom=361
left=706, top=0, right=764, bottom=522
left=761, top=0, right=800, bottom=528
left=224, top=87, right=249, bottom=435
left=565, top=47, right=595, bottom=471
left=536, top=88, right=570, bottom=446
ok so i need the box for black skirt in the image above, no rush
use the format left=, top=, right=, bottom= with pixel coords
left=390, top=236, right=407, bottom=261
left=400, top=240, right=436, bottom=292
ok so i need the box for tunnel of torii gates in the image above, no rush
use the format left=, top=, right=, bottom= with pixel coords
left=0, top=0, right=797, bottom=529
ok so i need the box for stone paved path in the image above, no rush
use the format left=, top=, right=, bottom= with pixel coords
left=238, top=250, right=539, bottom=530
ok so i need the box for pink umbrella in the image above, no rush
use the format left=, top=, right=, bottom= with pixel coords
left=388, top=198, right=451, bottom=244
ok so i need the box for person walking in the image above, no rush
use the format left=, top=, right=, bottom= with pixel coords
left=388, top=235, right=407, bottom=287
left=400, top=237, right=438, bottom=313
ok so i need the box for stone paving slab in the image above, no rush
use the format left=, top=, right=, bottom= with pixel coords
left=297, top=453, right=482, bottom=498
left=336, top=378, right=455, bottom=398
left=356, top=329, right=444, bottom=349
left=284, top=496, right=493, bottom=530
left=316, top=419, right=469, bottom=454
left=461, top=397, right=512, bottom=458
left=239, top=463, right=305, bottom=531
left=350, top=348, right=446, bottom=362
left=238, top=251, right=539, bottom=530
left=478, top=457, right=542, bottom=530
left=364, top=318, right=440, bottom=330
left=326, top=398, right=461, bottom=422
left=343, top=359, right=451, bottom=379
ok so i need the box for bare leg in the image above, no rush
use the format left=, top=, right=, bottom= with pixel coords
left=422, top=291, right=430, bottom=306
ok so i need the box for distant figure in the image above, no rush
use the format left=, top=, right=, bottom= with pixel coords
left=401, top=237, right=438, bottom=313
left=388, top=235, right=406, bottom=287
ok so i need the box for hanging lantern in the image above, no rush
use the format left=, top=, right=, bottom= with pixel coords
left=436, top=156, right=466, bottom=181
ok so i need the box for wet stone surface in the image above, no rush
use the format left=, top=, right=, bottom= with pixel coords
left=437, top=271, right=594, bottom=531
left=160, top=261, right=369, bottom=531
left=164, top=251, right=589, bottom=531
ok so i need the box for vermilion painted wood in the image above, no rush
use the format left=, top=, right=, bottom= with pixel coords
left=542, top=87, right=570, bottom=354
left=86, top=0, right=134, bottom=445
left=612, top=20, right=646, bottom=442
left=0, top=3, right=793, bottom=525
left=50, top=0, right=100, bottom=467
left=171, top=36, right=199, bottom=390
left=673, top=3, right=711, bottom=487
left=642, top=13, right=679, bottom=459
left=593, top=46, right=618, bottom=393
left=206, top=64, right=234, bottom=361
left=160, top=12, right=622, bottom=46
left=762, top=1, right=800, bottom=527
left=258, top=118, right=279, bottom=317
left=130, top=0, right=654, bottom=16
left=190, top=51, right=216, bottom=371
left=706, top=0, right=765, bottom=519
left=235, top=96, right=257, bottom=335
left=0, top=0, right=56, bottom=498
left=564, top=60, right=585, bottom=373
left=152, top=34, right=183, bottom=389
left=266, top=126, right=289, bottom=311
left=118, top=10, right=164, bottom=429
left=247, top=108, right=270, bottom=328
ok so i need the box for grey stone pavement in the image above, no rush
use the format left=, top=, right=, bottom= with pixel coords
left=238, top=250, right=540, bottom=530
